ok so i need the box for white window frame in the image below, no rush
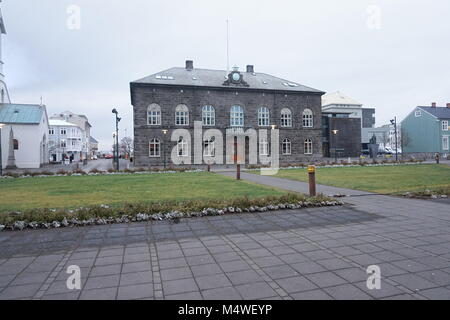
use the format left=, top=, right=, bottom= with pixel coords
left=304, top=138, right=313, bottom=155
left=415, top=110, right=422, bottom=117
left=203, top=139, right=215, bottom=157
left=302, top=109, right=314, bottom=128
left=177, top=137, right=188, bottom=157
left=148, top=104, right=162, bottom=126
left=259, top=137, right=269, bottom=156
left=49, top=128, right=55, bottom=135
left=230, top=105, right=244, bottom=127
left=258, top=107, right=270, bottom=127
left=280, top=108, right=292, bottom=127
left=443, top=135, right=449, bottom=151
left=60, top=139, right=67, bottom=148
left=149, top=138, right=161, bottom=157
left=202, top=105, right=216, bottom=126
left=442, top=120, right=449, bottom=131
left=282, top=138, right=291, bottom=155
left=60, top=128, right=67, bottom=135
left=175, top=105, right=189, bottom=126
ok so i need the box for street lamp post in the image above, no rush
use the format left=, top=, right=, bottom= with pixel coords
left=332, top=129, right=339, bottom=163
left=0, top=123, right=4, bottom=176
left=112, top=109, right=121, bottom=171
left=390, top=117, right=398, bottom=162
left=162, top=129, right=168, bottom=169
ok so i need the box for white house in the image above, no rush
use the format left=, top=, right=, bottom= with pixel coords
left=50, top=111, right=91, bottom=160
left=0, top=103, right=50, bottom=169
left=48, top=119, right=85, bottom=163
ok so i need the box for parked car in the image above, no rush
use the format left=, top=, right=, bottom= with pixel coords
left=104, top=154, right=114, bottom=159
left=90, top=155, right=98, bottom=160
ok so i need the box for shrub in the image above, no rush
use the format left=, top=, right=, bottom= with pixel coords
left=56, top=169, right=68, bottom=175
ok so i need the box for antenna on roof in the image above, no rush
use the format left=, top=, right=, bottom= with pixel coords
left=226, top=19, right=230, bottom=76
left=40, top=95, right=43, bottom=106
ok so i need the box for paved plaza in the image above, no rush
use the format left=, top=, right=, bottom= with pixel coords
left=0, top=174, right=450, bottom=300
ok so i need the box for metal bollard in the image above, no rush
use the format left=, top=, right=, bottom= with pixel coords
left=237, top=164, right=241, bottom=180
left=308, top=165, right=316, bottom=197
left=207, top=164, right=211, bottom=172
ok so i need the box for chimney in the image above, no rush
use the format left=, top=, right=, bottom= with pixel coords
left=186, top=60, right=194, bottom=70
left=447, top=103, right=450, bottom=109
left=246, top=65, right=254, bottom=73
left=431, top=102, right=437, bottom=108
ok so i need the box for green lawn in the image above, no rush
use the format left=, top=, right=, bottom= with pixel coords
left=270, top=164, right=450, bottom=194
left=0, top=172, right=287, bottom=213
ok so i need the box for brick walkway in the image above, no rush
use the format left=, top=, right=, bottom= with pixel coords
left=0, top=173, right=449, bottom=300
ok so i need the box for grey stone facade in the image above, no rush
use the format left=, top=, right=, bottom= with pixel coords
left=322, top=116, right=362, bottom=158
left=130, top=63, right=324, bottom=167
left=362, top=108, right=376, bottom=128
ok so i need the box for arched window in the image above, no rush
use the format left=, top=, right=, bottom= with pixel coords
left=304, top=138, right=313, bottom=155
left=280, top=108, right=292, bottom=127
left=230, top=106, right=244, bottom=127
left=147, top=104, right=161, bottom=125
left=175, top=105, right=189, bottom=126
left=282, top=138, right=291, bottom=155
left=177, top=137, right=188, bottom=157
left=13, top=139, right=19, bottom=150
left=258, top=107, right=270, bottom=127
left=202, top=105, right=215, bottom=126
left=259, top=137, right=269, bottom=156
left=302, top=109, right=313, bottom=128
left=149, top=138, right=161, bottom=157
left=204, top=137, right=215, bottom=157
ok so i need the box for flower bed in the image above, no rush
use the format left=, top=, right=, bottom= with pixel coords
left=0, top=194, right=343, bottom=232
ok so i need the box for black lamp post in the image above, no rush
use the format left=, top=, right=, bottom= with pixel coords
left=390, top=117, right=398, bottom=162
left=162, top=129, right=168, bottom=169
left=0, top=123, right=4, bottom=176
left=112, top=109, right=121, bottom=171
left=332, top=129, right=339, bottom=163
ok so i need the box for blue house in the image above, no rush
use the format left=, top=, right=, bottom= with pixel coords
left=401, top=103, right=450, bottom=158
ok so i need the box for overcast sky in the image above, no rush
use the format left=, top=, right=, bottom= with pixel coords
left=3, top=0, right=450, bottom=150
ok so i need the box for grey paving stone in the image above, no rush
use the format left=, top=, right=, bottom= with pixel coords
left=94, top=255, right=123, bottom=266
left=390, top=273, right=438, bottom=291
left=276, top=276, right=317, bottom=294
left=161, top=267, right=193, bottom=281
left=9, top=272, right=50, bottom=286
left=202, top=286, right=242, bottom=300
left=0, top=274, right=15, bottom=287
left=219, top=260, right=251, bottom=273
left=334, top=267, right=367, bottom=283
left=120, top=271, right=153, bottom=286
left=186, top=255, right=215, bottom=266
left=80, top=287, right=118, bottom=300
left=354, top=281, right=406, bottom=299
left=84, top=274, right=120, bottom=290
left=163, top=278, right=199, bottom=296
left=306, top=272, right=348, bottom=288
left=118, top=283, right=153, bottom=300
left=41, top=291, right=81, bottom=300
left=419, top=287, right=450, bottom=300
left=90, top=264, right=122, bottom=277
left=290, top=289, right=333, bottom=300
left=122, top=261, right=151, bottom=274
left=251, top=256, right=285, bottom=268
left=317, top=258, right=354, bottom=271
left=303, top=250, right=336, bottom=261
left=213, top=252, right=241, bottom=263
left=45, top=279, right=84, bottom=295
left=166, top=291, right=203, bottom=300
left=0, top=283, right=41, bottom=300
left=262, top=265, right=299, bottom=280
left=415, top=270, right=450, bottom=286
left=278, top=253, right=309, bottom=264
left=191, top=263, right=223, bottom=277
left=324, top=284, right=372, bottom=300
left=226, top=270, right=263, bottom=285
left=236, top=282, right=278, bottom=300
left=391, top=260, right=434, bottom=273
left=98, top=248, right=124, bottom=257
left=159, top=257, right=188, bottom=269
left=124, top=253, right=151, bottom=263
left=291, top=261, right=326, bottom=275
left=196, top=274, right=231, bottom=290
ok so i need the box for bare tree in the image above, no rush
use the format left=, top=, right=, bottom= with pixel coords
left=120, top=137, right=133, bottom=157
left=380, top=131, right=390, bottom=148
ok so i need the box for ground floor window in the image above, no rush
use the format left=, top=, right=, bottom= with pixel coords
left=204, top=139, right=215, bottom=157
left=304, top=138, right=313, bottom=155
left=149, top=138, right=161, bottom=157
left=443, top=136, right=449, bottom=151
left=282, top=138, right=291, bottom=155
left=177, top=138, right=188, bottom=157
left=259, top=138, right=269, bottom=156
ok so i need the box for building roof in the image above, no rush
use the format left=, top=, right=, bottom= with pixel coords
left=418, top=106, right=450, bottom=119
left=322, top=91, right=362, bottom=107
left=49, top=119, right=79, bottom=127
left=131, top=67, right=324, bottom=94
left=90, top=136, right=98, bottom=143
left=0, top=104, right=44, bottom=124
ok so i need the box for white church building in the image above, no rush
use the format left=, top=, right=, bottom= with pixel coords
left=0, top=2, right=50, bottom=169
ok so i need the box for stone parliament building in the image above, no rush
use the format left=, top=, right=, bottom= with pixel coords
left=130, top=61, right=325, bottom=167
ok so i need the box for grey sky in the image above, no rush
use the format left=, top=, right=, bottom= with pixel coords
left=3, top=0, right=450, bottom=150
